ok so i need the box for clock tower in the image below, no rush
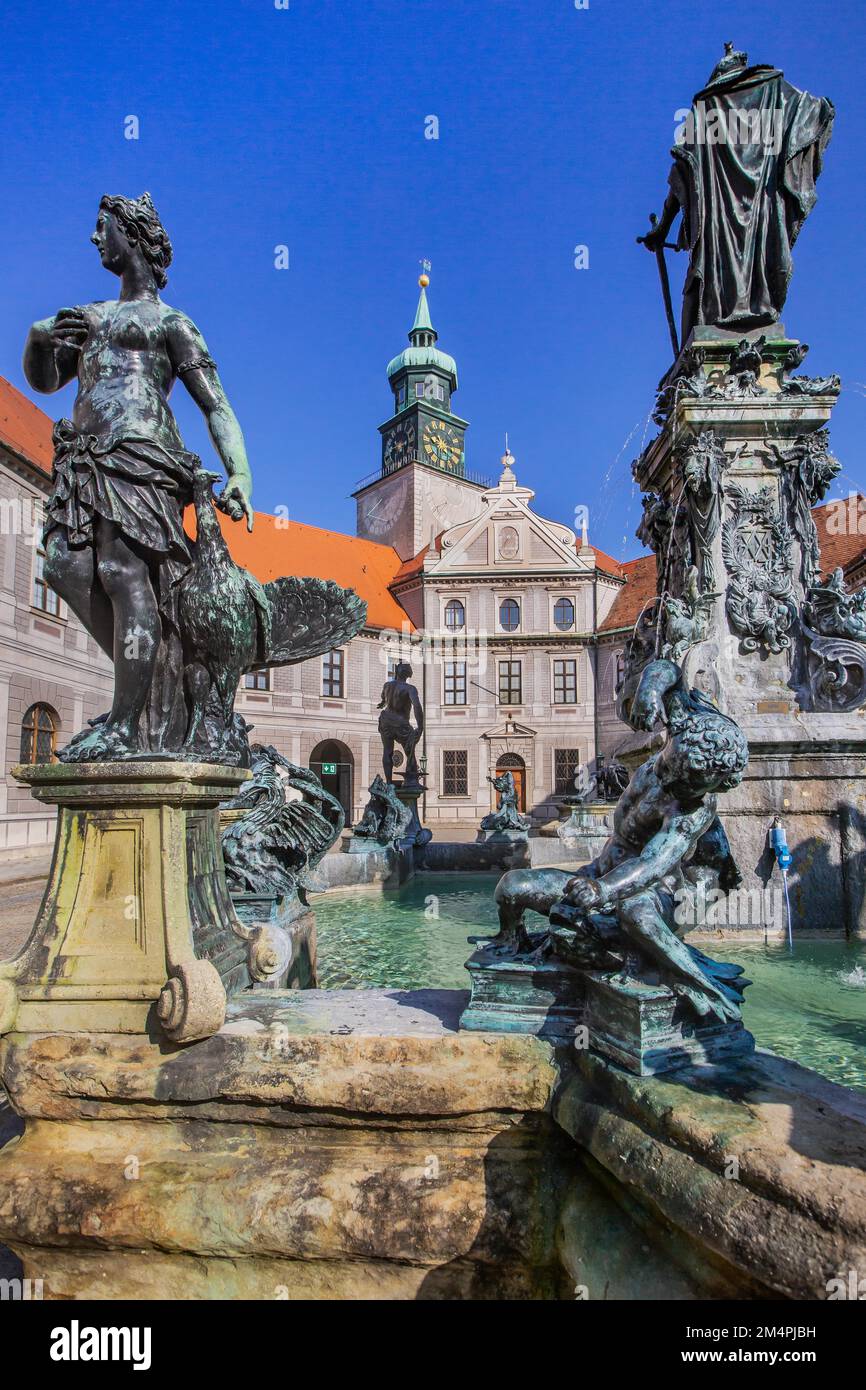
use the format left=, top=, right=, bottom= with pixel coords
left=354, top=271, right=487, bottom=560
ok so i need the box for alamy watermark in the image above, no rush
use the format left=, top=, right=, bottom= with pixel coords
left=675, top=104, right=783, bottom=154
left=674, top=881, right=784, bottom=931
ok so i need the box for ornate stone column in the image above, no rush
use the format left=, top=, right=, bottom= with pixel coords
left=626, top=328, right=866, bottom=935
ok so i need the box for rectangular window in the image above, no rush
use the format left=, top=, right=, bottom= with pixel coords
left=498, top=659, right=522, bottom=705
left=322, top=649, right=344, bottom=698
left=33, top=544, right=59, bottom=615
left=442, top=749, right=468, bottom=796
left=244, top=667, right=270, bottom=691
left=554, top=748, right=581, bottom=796
left=444, top=661, right=467, bottom=706
left=415, top=382, right=425, bottom=399
left=553, top=658, right=577, bottom=704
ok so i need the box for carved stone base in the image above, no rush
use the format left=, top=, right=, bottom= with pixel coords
left=393, top=782, right=432, bottom=849
left=0, top=761, right=252, bottom=1041
left=459, top=943, right=583, bottom=1040
left=230, top=892, right=318, bottom=990
left=583, top=972, right=754, bottom=1076
left=459, top=947, right=754, bottom=1075
left=476, top=827, right=529, bottom=845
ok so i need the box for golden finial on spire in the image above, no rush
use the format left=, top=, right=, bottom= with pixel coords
left=418, top=257, right=431, bottom=289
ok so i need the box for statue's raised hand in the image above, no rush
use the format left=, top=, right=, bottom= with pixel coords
left=50, top=307, right=89, bottom=353
left=217, top=475, right=254, bottom=532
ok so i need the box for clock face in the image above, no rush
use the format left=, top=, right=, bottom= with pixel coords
left=383, top=419, right=416, bottom=474
left=362, top=475, right=408, bottom=536
left=422, top=419, right=462, bottom=473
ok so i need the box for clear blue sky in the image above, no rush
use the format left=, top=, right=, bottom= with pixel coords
left=2, top=0, right=864, bottom=562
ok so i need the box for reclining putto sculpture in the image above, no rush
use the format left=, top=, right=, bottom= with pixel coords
left=488, top=659, right=750, bottom=1026
left=23, top=191, right=365, bottom=765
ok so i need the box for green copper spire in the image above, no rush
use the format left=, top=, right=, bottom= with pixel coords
left=410, top=283, right=435, bottom=340
left=386, top=270, right=457, bottom=387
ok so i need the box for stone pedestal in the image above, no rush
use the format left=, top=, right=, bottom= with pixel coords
left=583, top=972, right=754, bottom=1076
left=393, top=781, right=432, bottom=850
left=460, top=943, right=583, bottom=1040
left=556, top=802, right=610, bottom=860
left=0, top=761, right=254, bottom=1042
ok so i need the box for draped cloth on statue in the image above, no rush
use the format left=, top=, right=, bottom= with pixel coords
left=45, top=419, right=197, bottom=750
left=669, top=65, right=834, bottom=339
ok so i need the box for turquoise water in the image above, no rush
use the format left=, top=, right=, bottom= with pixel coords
left=314, top=873, right=866, bottom=1091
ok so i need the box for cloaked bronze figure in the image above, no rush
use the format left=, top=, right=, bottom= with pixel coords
left=23, top=193, right=365, bottom=763
left=640, top=45, right=833, bottom=348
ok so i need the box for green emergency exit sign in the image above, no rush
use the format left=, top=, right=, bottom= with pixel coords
left=321, top=762, right=337, bottom=776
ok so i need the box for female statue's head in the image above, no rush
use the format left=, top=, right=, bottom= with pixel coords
left=92, top=192, right=173, bottom=289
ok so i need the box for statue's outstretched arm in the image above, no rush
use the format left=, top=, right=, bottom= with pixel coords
left=167, top=313, right=254, bottom=531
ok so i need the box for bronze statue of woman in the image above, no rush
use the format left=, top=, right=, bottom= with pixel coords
left=23, top=192, right=254, bottom=760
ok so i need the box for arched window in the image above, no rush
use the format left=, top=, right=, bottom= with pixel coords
left=615, top=652, right=626, bottom=691
left=444, top=599, right=465, bottom=631
left=20, top=703, right=57, bottom=765
left=553, top=596, right=575, bottom=631
left=499, top=598, right=520, bottom=632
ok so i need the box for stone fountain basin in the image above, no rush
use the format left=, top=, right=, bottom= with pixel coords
left=1, top=987, right=864, bottom=1300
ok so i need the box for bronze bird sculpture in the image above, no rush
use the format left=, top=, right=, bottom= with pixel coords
left=179, top=468, right=367, bottom=762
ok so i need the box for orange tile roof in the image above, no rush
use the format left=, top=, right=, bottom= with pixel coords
left=0, top=375, right=54, bottom=473
left=598, top=554, right=657, bottom=634
left=185, top=508, right=410, bottom=632
left=814, top=496, right=866, bottom=578
left=589, top=545, right=625, bottom=579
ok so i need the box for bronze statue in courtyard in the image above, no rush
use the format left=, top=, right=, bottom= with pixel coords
left=492, top=659, right=750, bottom=1024
left=480, top=770, right=530, bottom=836
left=23, top=192, right=364, bottom=763
left=640, top=45, right=834, bottom=349
left=378, top=661, right=424, bottom=785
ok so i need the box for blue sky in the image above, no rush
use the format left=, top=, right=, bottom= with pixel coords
left=2, top=0, right=864, bottom=562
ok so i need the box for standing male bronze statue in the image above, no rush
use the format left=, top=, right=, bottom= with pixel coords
left=640, top=45, right=834, bottom=347
left=377, top=661, right=424, bottom=786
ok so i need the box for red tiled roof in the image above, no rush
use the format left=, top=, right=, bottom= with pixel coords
left=185, top=510, right=410, bottom=631
left=598, top=554, right=657, bottom=634
left=588, top=545, right=624, bottom=579
left=814, top=496, right=866, bottom=578
left=0, top=375, right=54, bottom=473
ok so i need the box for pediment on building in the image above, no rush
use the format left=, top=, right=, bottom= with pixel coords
left=424, top=475, right=587, bottom=575
left=481, top=721, right=537, bottom=740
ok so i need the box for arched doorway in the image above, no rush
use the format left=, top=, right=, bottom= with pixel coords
left=495, top=753, right=526, bottom=812
left=310, top=740, right=354, bottom=825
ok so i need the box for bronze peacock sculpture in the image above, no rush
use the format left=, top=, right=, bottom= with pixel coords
left=179, top=468, right=367, bottom=763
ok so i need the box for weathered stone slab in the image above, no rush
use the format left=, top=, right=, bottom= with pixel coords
left=555, top=1048, right=866, bottom=1299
